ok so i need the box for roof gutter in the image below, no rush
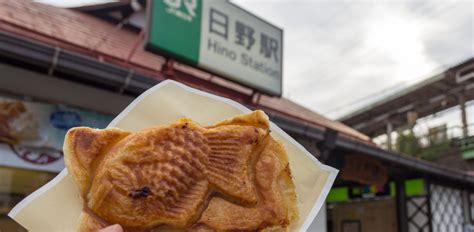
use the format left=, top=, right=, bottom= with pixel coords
left=0, top=30, right=159, bottom=96
left=2, top=30, right=474, bottom=188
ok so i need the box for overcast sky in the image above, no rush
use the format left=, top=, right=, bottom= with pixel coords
left=37, top=0, right=474, bottom=120
left=231, top=0, right=474, bottom=119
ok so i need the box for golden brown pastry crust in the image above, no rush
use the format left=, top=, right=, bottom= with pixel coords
left=63, top=110, right=298, bottom=231
left=64, top=127, right=130, bottom=197
left=196, top=138, right=298, bottom=231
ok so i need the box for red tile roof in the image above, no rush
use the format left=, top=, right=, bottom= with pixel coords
left=258, top=96, right=370, bottom=141
left=0, top=0, right=371, bottom=142
left=0, top=0, right=165, bottom=76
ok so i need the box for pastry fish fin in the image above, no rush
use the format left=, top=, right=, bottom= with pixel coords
left=204, top=125, right=269, bottom=205
left=63, top=127, right=130, bottom=195
left=209, top=110, right=270, bottom=130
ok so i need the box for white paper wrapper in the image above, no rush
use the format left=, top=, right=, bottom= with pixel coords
left=9, top=80, right=338, bottom=232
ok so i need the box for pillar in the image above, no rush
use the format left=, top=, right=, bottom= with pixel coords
left=396, top=179, right=409, bottom=232
left=387, top=121, right=393, bottom=150
left=459, top=94, right=468, bottom=137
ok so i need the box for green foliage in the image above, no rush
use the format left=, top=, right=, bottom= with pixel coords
left=396, top=129, right=422, bottom=157
left=395, top=129, right=451, bottom=160
left=418, top=140, right=450, bottom=160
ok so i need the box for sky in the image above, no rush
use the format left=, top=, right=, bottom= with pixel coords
left=230, top=0, right=474, bottom=119
left=37, top=0, right=474, bottom=121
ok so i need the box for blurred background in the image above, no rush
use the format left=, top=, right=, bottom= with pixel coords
left=0, top=0, right=472, bottom=231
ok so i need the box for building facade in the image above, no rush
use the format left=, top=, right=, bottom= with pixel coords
left=0, top=1, right=473, bottom=231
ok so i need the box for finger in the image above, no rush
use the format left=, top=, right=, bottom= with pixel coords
left=99, top=224, right=123, bottom=232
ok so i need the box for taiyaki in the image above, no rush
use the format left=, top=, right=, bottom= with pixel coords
left=64, top=110, right=298, bottom=231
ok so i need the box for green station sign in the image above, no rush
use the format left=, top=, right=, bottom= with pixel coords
left=146, top=0, right=283, bottom=96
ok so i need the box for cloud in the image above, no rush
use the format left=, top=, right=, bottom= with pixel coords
left=232, top=0, right=473, bottom=119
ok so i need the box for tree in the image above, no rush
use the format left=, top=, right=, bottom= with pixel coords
left=396, top=129, right=422, bottom=157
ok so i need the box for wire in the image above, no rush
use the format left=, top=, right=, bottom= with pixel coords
left=323, top=54, right=474, bottom=117
left=297, top=1, right=464, bottom=118
left=322, top=65, right=447, bottom=115
left=90, top=6, right=138, bottom=51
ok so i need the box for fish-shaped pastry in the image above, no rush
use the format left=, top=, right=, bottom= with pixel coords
left=64, top=110, right=298, bottom=231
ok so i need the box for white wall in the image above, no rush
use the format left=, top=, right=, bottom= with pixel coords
left=0, top=63, right=134, bottom=115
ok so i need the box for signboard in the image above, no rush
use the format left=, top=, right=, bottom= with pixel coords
left=453, top=136, right=474, bottom=160
left=0, top=97, right=112, bottom=172
left=145, top=0, right=283, bottom=96
left=340, top=155, right=388, bottom=187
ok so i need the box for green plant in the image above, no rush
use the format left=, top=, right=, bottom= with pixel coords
left=419, top=140, right=451, bottom=161
left=396, top=129, right=422, bottom=157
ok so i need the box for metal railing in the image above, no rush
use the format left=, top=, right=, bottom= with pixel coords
left=375, top=124, right=474, bottom=160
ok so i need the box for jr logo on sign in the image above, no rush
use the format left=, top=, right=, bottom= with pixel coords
left=164, top=0, right=197, bottom=22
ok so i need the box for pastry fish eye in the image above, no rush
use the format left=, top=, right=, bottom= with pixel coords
left=129, top=186, right=152, bottom=199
